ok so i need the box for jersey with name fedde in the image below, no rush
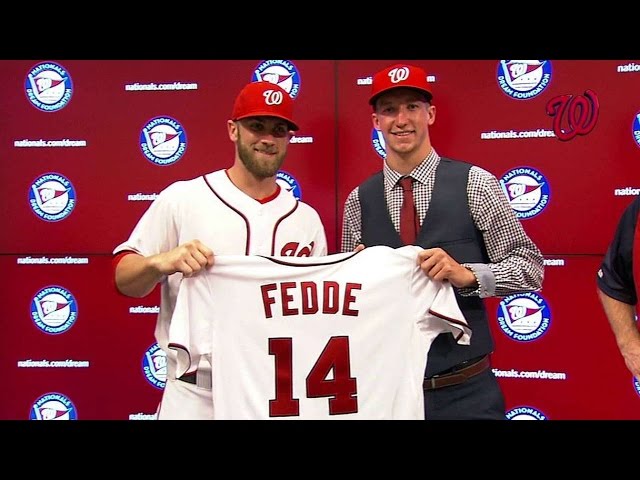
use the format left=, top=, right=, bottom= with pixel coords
left=169, top=245, right=471, bottom=420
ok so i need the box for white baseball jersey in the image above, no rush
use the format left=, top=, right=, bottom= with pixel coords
left=169, top=245, right=471, bottom=420
left=113, top=169, right=327, bottom=419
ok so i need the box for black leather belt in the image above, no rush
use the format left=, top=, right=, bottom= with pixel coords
left=180, top=358, right=491, bottom=389
left=423, top=355, right=491, bottom=391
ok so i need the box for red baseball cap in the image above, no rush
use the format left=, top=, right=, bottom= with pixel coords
left=369, top=64, right=433, bottom=106
left=231, top=81, right=299, bottom=131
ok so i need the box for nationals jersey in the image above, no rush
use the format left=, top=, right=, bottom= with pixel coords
left=169, top=245, right=471, bottom=420
left=113, top=169, right=327, bottom=419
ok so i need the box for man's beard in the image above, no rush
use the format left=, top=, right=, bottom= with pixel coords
left=237, top=139, right=286, bottom=179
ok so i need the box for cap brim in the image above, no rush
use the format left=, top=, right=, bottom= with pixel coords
left=234, top=113, right=299, bottom=131
left=369, top=86, right=433, bottom=106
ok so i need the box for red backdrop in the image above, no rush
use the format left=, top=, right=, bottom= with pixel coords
left=2, top=59, right=638, bottom=419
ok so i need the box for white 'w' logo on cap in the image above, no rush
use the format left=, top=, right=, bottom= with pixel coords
left=388, top=67, right=410, bottom=84
left=263, top=89, right=284, bottom=105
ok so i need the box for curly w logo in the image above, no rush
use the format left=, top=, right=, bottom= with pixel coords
left=263, top=89, right=284, bottom=105
left=546, top=89, right=599, bottom=141
left=388, top=66, right=410, bottom=83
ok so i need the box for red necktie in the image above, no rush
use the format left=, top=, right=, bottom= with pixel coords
left=399, top=177, right=418, bottom=245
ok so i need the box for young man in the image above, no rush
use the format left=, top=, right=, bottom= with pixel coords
left=341, top=63, right=544, bottom=419
left=597, top=195, right=640, bottom=381
left=113, top=81, right=328, bottom=419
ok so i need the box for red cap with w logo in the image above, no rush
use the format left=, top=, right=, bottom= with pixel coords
left=231, top=81, right=299, bottom=131
left=369, top=64, right=433, bottom=106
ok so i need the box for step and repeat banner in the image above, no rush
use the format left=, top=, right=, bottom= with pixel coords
left=1, top=59, right=639, bottom=419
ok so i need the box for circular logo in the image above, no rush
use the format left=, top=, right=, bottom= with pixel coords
left=30, top=392, right=77, bottom=420
left=140, top=116, right=187, bottom=166
left=142, top=343, right=167, bottom=389
left=632, top=111, right=640, bottom=148
left=252, top=60, right=301, bottom=99
left=497, top=292, right=551, bottom=342
left=497, top=60, right=552, bottom=100
left=371, top=128, right=387, bottom=159
left=499, top=167, right=550, bottom=220
left=276, top=170, right=302, bottom=200
left=506, top=406, right=546, bottom=420
left=25, top=62, right=73, bottom=112
left=28, top=172, right=76, bottom=222
left=31, top=286, right=78, bottom=335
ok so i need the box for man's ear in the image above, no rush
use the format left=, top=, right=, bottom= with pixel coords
left=428, top=105, right=436, bottom=126
left=372, top=112, right=380, bottom=130
left=227, top=120, right=239, bottom=141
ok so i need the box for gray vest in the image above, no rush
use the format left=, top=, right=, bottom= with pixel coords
left=359, top=157, right=494, bottom=376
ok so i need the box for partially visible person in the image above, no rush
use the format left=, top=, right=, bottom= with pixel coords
left=341, top=63, right=544, bottom=420
left=113, top=80, right=328, bottom=419
left=597, top=195, right=640, bottom=380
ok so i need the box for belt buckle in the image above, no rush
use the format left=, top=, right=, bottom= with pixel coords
left=429, top=375, right=440, bottom=389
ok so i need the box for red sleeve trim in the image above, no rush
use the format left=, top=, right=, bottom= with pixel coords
left=112, top=251, right=139, bottom=296
left=112, top=250, right=138, bottom=271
